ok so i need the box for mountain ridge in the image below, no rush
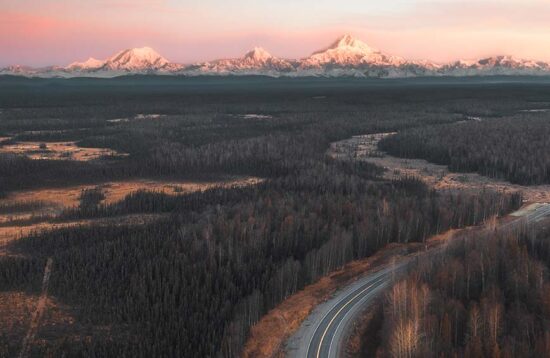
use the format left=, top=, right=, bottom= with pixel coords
left=3, top=35, right=550, bottom=78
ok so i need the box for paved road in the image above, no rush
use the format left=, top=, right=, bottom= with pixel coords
left=286, top=204, right=550, bottom=358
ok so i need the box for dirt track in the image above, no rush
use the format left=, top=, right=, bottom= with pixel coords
left=18, top=257, right=53, bottom=358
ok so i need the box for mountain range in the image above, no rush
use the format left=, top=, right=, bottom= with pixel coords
left=3, top=35, right=550, bottom=78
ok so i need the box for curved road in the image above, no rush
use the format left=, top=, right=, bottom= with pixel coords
left=305, top=265, right=405, bottom=358
left=286, top=204, right=550, bottom=358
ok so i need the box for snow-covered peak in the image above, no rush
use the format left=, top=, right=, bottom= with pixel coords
left=446, top=55, right=548, bottom=70
left=104, top=47, right=169, bottom=71
left=186, top=46, right=295, bottom=75
left=1, top=65, right=35, bottom=73
left=244, top=47, right=273, bottom=62
left=477, top=55, right=539, bottom=68
left=66, top=57, right=105, bottom=70
left=301, top=34, right=405, bottom=69
left=316, top=34, right=375, bottom=55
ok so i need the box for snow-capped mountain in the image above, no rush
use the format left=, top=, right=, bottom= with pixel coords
left=441, top=55, right=550, bottom=76
left=0, top=64, right=69, bottom=77
left=66, top=57, right=105, bottom=71
left=102, top=47, right=170, bottom=71
left=0, top=47, right=179, bottom=77
left=3, top=35, right=550, bottom=78
left=185, top=47, right=295, bottom=75
left=1, top=65, right=38, bottom=75
left=300, top=34, right=405, bottom=69
left=295, top=35, right=439, bottom=77
left=63, top=47, right=180, bottom=75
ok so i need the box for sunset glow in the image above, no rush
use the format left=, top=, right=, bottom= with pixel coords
left=2, top=0, right=550, bottom=66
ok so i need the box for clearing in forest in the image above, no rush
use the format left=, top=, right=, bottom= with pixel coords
left=0, top=141, right=127, bottom=161
left=0, top=177, right=263, bottom=253
left=329, top=133, right=550, bottom=203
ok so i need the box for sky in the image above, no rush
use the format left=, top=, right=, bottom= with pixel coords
left=2, top=0, right=550, bottom=67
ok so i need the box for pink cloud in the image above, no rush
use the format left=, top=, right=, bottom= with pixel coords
left=0, top=11, right=72, bottom=38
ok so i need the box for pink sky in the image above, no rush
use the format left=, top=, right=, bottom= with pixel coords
left=2, top=0, right=550, bottom=66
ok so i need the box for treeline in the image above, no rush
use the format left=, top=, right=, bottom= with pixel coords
left=5, top=157, right=521, bottom=357
left=379, top=115, right=550, bottom=185
left=0, top=132, right=316, bottom=190
left=0, top=153, right=131, bottom=191
left=0, top=255, right=44, bottom=292
left=58, top=160, right=380, bottom=221
left=60, top=184, right=260, bottom=220
left=372, top=225, right=550, bottom=357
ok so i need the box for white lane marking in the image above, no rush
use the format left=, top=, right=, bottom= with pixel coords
left=327, top=279, right=388, bottom=358
left=315, top=275, right=387, bottom=358
left=305, top=269, right=389, bottom=358
left=304, top=206, right=550, bottom=358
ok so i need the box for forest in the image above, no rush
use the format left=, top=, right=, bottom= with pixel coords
left=367, top=223, right=550, bottom=358
left=2, top=160, right=521, bottom=357
left=0, top=77, right=549, bottom=357
left=379, top=114, right=550, bottom=185
left=1, top=77, right=545, bottom=191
